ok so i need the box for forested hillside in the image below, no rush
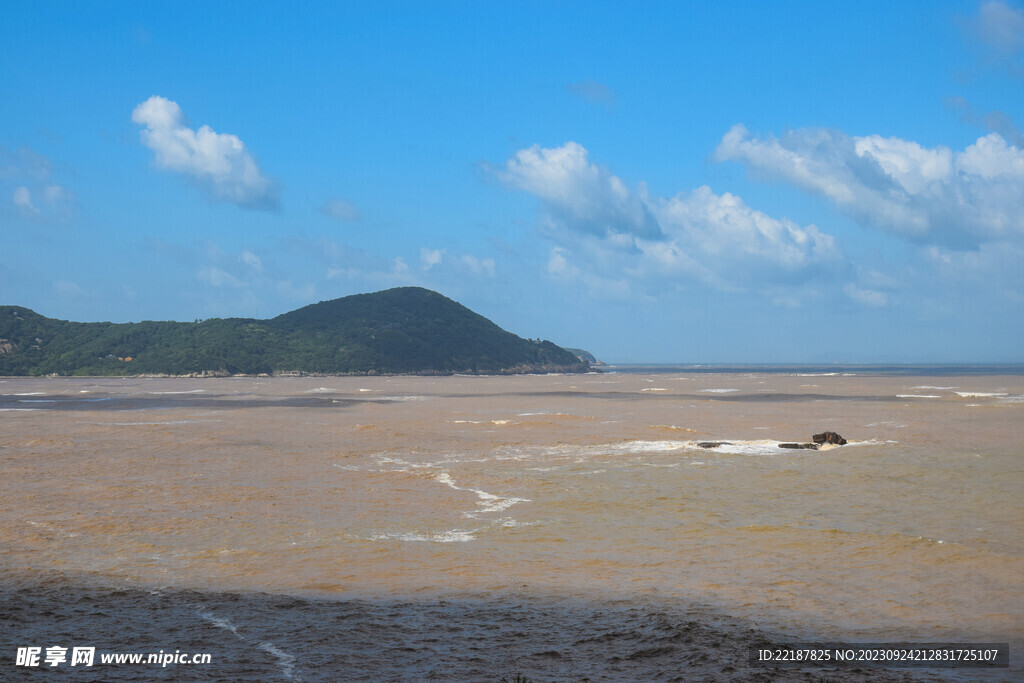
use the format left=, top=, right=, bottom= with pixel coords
left=0, top=288, right=588, bottom=376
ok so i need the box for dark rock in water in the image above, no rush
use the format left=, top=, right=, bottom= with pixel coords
left=697, top=442, right=733, bottom=449
left=779, top=442, right=818, bottom=450
left=813, top=431, right=847, bottom=445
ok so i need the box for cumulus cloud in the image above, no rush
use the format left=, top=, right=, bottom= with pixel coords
left=650, top=186, right=838, bottom=286
left=715, top=124, right=1024, bottom=247
left=321, top=198, right=361, bottom=222
left=496, top=141, right=662, bottom=240
left=132, top=95, right=279, bottom=210
left=494, top=141, right=837, bottom=293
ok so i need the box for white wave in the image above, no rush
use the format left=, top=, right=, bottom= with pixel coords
left=147, top=389, right=206, bottom=394
left=373, top=455, right=434, bottom=470
left=97, top=419, right=218, bottom=426
left=12, top=392, right=46, bottom=396
left=0, top=408, right=40, bottom=412
left=307, top=387, right=333, bottom=393
left=17, top=399, right=57, bottom=403
left=197, top=610, right=242, bottom=638
left=794, top=372, right=838, bottom=376
left=955, top=391, right=1008, bottom=398
left=259, top=642, right=301, bottom=681
left=497, top=518, right=535, bottom=528
left=844, top=438, right=897, bottom=447
left=685, top=440, right=787, bottom=456
left=640, top=387, right=668, bottom=392
left=517, top=411, right=573, bottom=417
left=472, top=491, right=530, bottom=515
left=896, top=394, right=942, bottom=399
left=914, top=385, right=957, bottom=390
left=999, top=394, right=1024, bottom=403
left=433, top=472, right=529, bottom=516
left=589, top=440, right=689, bottom=455
left=375, top=395, right=426, bottom=402
left=369, top=530, right=476, bottom=543
left=700, top=388, right=739, bottom=393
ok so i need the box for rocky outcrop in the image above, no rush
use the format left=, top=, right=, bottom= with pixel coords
left=813, top=431, right=847, bottom=445
left=778, top=431, right=847, bottom=450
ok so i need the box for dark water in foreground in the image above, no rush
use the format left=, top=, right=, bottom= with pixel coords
left=3, top=575, right=932, bottom=682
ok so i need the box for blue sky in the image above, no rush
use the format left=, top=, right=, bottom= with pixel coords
left=2, top=1, right=1023, bottom=363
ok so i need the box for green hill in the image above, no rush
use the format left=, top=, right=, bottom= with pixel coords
left=0, top=287, right=589, bottom=376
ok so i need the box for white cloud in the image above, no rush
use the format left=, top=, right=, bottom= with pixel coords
left=546, top=247, right=580, bottom=278
left=418, top=247, right=494, bottom=277
left=197, top=266, right=246, bottom=288
left=13, top=186, right=35, bottom=214
left=2, top=147, right=73, bottom=221
left=459, top=254, right=496, bottom=277
left=239, top=250, right=263, bottom=273
left=716, top=124, right=1024, bottom=246
left=496, top=141, right=662, bottom=240
left=321, top=198, right=361, bottom=222
left=843, top=283, right=889, bottom=307
left=420, top=247, right=444, bottom=269
left=132, top=95, right=279, bottom=210
left=975, top=1, right=1024, bottom=55
left=653, top=186, right=837, bottom=278
left=495, top=141, right=838, bottom=293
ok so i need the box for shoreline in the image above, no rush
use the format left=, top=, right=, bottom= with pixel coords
left=4, top=361, right=1024, bottom=380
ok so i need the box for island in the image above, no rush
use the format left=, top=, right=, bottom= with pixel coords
left=0, top=287, right=589, bottom=377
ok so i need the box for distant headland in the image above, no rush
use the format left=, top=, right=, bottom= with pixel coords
left=0, top=287, right=590, bottom=377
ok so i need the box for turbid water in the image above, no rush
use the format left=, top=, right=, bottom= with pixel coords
left=1, top=371, right=1020, bottom=680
